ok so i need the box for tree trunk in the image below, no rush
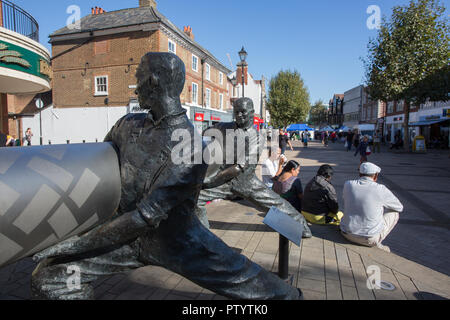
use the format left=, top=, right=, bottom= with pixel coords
left=404, top=101, right=410, bottom=152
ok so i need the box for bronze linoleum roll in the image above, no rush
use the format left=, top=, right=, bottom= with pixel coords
left=0, top=143, right=121, bottom=268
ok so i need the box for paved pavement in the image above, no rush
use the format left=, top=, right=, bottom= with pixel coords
left=1, top=140, right=449, bottom=300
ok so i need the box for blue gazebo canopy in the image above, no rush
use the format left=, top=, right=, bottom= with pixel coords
left=286, top=124, right=313, bottom=131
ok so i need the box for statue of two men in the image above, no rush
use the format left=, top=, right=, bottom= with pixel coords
left=31, top=52, right=302, bottom=300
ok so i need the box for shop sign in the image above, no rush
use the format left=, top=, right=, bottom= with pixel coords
left=195, top=113, right=205, bottom=122
left=211, top=116, right=221, bottom=121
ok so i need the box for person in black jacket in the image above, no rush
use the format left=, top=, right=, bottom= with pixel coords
left=301, top=165, right=343, bottom=225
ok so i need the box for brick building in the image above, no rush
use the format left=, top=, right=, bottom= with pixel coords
left=45, top=0, right=232, bottom=142
left=360, top=87, right=386, bottom=135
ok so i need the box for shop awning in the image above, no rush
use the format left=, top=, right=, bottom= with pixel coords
left=409, top=118, right=449, bottom=126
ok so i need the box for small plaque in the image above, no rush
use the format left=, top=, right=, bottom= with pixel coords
left=263, top=207, right=303, bottom=247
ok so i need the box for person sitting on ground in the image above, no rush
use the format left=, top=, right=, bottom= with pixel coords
left=262, top=147, right=286, bottom=189
left=273, top=160, right=304, bottom=213
left=340, top=162, right=403, bottom=253
left=6, top=135, right=15, bottom=147
left=302, top=165, right=343, bottom=226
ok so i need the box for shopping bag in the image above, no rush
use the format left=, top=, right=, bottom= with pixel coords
left=344, top=141, right=348, bottom=148
left=366, top=146, right=372, bottom=156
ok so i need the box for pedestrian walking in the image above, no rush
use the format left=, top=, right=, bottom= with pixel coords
left=25, top=128, right=33, bottom=146
left=354, top=136, right=371, bottom=164
left=340, top=162, right=403, bottom=252
left=373, top=130, right=381, bottom=153
left=279, top=129, right=293, bottom=155
left=346, top=130, right=354, bottom=152
left=324, top=131, right=329, bottom=147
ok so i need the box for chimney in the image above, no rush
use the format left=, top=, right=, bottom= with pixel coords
left=139, top=0, right=157, bottom=8
left=183, top=26, right=194, bottom=41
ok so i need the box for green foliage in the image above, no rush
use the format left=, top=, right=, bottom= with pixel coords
left=364, top=0, right=449, bottom=104
left=363, top=0, right=449, bottom=149
left=309, top=99, right=327, bottom=126
left=267, top=70, right=311, bottom=128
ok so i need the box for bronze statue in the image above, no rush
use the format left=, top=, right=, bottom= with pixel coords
left=197, top=98, right=312, bottom=238
left=31, top=52, right=302, bottom=300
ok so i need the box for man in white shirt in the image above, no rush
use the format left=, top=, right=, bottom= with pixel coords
left=340, top=162, right=403, bottom=252
left=261, top=147, right=286, bottom=188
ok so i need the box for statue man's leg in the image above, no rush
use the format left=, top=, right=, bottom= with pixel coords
left=31, top=242, right=143, bottom=300
left=230, top=174, right=312, bottom=238
left=197, top=182, right=234, bottom=229
left=138, top=210, right=301, bottom=300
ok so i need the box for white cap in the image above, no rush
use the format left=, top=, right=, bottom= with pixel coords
left=360, top=162, right=381, bottom=175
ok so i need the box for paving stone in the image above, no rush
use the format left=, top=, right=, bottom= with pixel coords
left=302, top=289, right=326, bottom=300
left=341, top=285, right=359, bottom=300
left=115, top=283, right=156, bottom=300
left=298, top=278, right=326, bottom=293
left=393, top=271, right=421, bottom=300
left=299, top=265, right=325, bottom=282
left=325, top=279, right=343, bottom=300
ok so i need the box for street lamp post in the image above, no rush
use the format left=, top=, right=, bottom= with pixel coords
left=238, top=47, right=247, bottom=98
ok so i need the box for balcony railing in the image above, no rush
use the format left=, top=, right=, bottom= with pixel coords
left=0, top=0, right=39, bottom=42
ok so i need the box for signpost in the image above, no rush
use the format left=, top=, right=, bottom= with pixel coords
left=263, top=207, right=303, bottom=282
left=35, top=96, right=44, bottom=145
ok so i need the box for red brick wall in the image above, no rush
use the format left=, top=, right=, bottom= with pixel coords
left=52, top=31, right=159, bottom=109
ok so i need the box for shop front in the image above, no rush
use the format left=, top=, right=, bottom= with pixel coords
left=190, top=106, right=233, bottom=134
left=409, top=108, right=450, bottom=149
left=385, top=115, right=405, bottom=144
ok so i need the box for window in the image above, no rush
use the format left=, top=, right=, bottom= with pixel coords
left=397, top=100, right=404, bottom=112
left=205, top=63, right=210, bottom=81
left=168, top=39, right=176, bottom=54
left=95, top=76, right=108, bottom=96
left=206, top=88, right=211, bottom=108
left=387, top=101, right=394, bottom=114
left=192, top=55, right=198, bottom=72
left=192, top=83, right=198, bottom=104
left=219, top=72, right=223, bottom=85
left=219, top=93, right=224, bottom=110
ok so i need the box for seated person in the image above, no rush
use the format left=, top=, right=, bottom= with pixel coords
left=302, top=165, right=343, bottom=226
left=273, top=160, right=303, bottom=213
left=261, top=147, right=285, bottom=189
left=340, top=162, right=403, bottom=252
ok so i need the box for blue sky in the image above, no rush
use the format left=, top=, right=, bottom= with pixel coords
left=13, top=0, right=449, bottom=104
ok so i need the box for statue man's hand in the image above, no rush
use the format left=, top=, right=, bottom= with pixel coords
left=32, top=236, right=82, bottom=263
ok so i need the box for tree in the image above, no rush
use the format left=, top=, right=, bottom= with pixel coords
left=267, top=70, right=311, bottom=128
left=364, top=0, right=449, bottom=150
left=309, top=99, right=327, bottom=127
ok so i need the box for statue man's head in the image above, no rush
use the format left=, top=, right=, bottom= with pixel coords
left=234, top=98, right=254, bottom=129
left=135, top=52, right=186, bottom=120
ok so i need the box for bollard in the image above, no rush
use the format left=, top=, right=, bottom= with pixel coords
left=278, top=235, right=289, bottom=280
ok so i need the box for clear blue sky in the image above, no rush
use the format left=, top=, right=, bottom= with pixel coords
left=13, top=0, right=449, bottom=104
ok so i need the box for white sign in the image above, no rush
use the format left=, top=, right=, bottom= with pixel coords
left=263, top=207, right=303, bottom=247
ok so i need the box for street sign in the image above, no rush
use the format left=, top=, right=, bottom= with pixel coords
left=35, top=98, right=44, bottom=109
left=263, top=207, right=303, bottom=247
